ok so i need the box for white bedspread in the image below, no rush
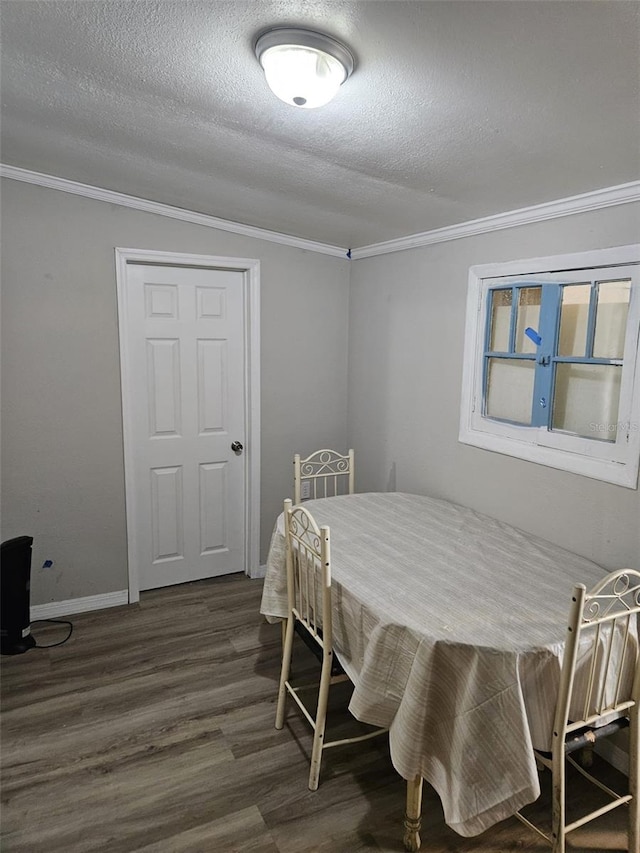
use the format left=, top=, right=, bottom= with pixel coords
left=260, top=492, right=608, bottom=837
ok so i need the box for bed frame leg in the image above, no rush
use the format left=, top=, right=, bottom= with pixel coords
left=404, top=775, right=423, bottom=851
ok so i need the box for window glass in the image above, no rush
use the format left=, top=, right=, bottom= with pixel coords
left=461, top=249, right=639, bottom=487
left=486, top=358, right=535, bottom=424
left=552, top=363, right=622, bottom=440
left=558, top=284, right=591, bottom=356
left=489, top=288, right=511, bottom=352
left=514, top=287, right=541, bottom=354
left=593, top=279, right=631, bottom=359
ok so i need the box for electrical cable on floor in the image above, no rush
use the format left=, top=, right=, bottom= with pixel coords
left=31, top=619, right=73, bottom=648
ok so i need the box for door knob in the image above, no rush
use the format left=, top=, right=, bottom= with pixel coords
left=231, top=441, right=244, bottom=455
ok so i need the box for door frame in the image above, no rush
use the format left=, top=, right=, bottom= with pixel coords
left=115, top=247, right=261, bottom=603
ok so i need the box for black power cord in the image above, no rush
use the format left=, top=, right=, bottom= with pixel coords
left=31, top=619, right=73, bottom=648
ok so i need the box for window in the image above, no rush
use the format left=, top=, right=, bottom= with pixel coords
left=459, top=245, right=640, bottom=488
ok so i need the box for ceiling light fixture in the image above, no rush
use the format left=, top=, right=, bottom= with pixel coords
left=254, top=27, right=355, bottom=109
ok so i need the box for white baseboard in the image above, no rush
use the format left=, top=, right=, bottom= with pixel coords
left=30, top=570, right=267, bottom=618
left=250, top=564, right=267, bottom=579
left=595, top=739, right=629, bottom=776
left=30, top=590, right=129, bottom=620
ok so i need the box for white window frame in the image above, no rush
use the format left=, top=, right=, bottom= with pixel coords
left=459, top=244, right=640, bottom=488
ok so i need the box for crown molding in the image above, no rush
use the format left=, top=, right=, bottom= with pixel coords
left=0, top=164, right=348, bottom=258
left=350, top=181, right=640, bottom=259
left=2, top=163, right=638, bottom=260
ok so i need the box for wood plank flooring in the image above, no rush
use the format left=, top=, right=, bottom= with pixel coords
left=0, top=573, right=631, bottom=852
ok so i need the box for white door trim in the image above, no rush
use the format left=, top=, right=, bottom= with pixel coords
left=115, top=248, right=261, bottom=603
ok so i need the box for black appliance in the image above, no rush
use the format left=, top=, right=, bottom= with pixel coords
left=1, top=536, right=36, bottom=655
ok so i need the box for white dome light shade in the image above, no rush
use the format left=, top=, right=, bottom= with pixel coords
left=261, top=45, right=345, bottom=109
left=255, top=28, right=355, bottom=109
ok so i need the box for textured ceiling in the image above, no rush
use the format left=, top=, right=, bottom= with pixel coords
left=1, top=1, right=639, bottom=248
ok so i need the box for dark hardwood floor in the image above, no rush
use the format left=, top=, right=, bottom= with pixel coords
left=1, top=573, right=631, bottom=852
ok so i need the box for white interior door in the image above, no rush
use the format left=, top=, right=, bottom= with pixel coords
left=122, top=262, right=247, bottom=591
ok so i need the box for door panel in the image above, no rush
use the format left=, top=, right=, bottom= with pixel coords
left=147, top=338, right=181, bottom=435
left=151, top=466, right=183, bottom=562
left=124, top=264, right=246, bottom=590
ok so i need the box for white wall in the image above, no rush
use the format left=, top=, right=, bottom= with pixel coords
left=3, top=177, right=638, bottom=609
left=1, top=179, right=350, bottom=605
left=348, top=203, right=640, bottom=569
